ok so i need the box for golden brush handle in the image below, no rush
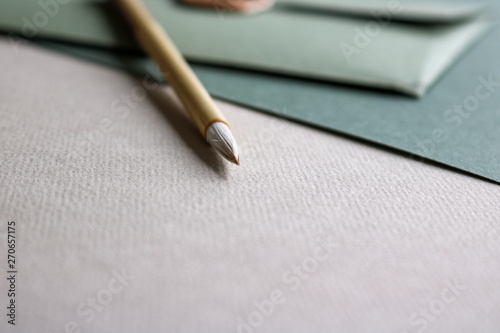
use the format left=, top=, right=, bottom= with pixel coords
left=114, top=0, right=229, bottom=138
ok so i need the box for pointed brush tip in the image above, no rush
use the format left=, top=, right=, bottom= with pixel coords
left=206, top=122, right=240, bottom=166
left=228, top=154, right=240, bottom=166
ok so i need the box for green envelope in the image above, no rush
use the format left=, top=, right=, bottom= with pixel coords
left=0, top=0, right=493, bottom=96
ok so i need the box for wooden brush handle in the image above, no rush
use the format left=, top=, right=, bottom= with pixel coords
left=114, top=0, right=229, bottom=138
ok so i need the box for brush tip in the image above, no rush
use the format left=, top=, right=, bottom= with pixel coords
left=206, top=122, right=240, bottom=165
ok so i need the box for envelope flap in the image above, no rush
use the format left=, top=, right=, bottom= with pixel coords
left=279, top=0, right=487, bottom=22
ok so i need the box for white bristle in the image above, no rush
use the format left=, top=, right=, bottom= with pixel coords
left=206, top=122, right=240, bottom=165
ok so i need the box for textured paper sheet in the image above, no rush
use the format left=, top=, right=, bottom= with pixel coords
left=1, top=37, right=500, bottom=333
left=0, top=0, right=492, bottom=96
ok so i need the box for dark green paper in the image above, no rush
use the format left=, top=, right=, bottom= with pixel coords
left=37, top=26, right=500, bottom=183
